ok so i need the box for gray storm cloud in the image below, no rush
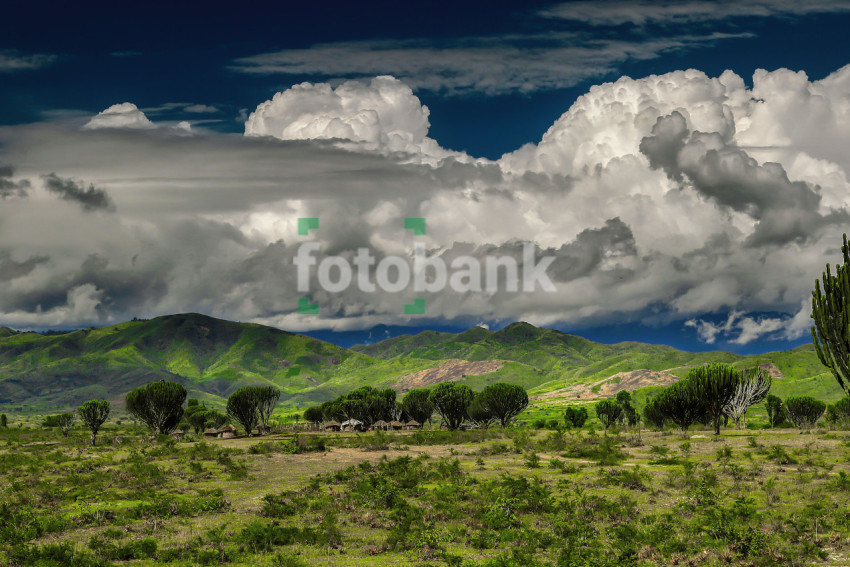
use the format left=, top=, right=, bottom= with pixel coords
left=1, top=66, right=850, bottom=345
left=42, top=173, right=116, bottom=212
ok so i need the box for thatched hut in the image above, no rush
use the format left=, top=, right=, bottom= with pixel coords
left=404, top=420, right=422, bottom=430
left=323, top=420, right=341, bottom=432
left=372, top=420, right=390, bottom=431
left=341, top=419, right=364, bottom=432
left=390, top=420, right=404, bottom=430
left=203, top=428, right=219, bottom=438
left=216, top=424, right=238, bottom=438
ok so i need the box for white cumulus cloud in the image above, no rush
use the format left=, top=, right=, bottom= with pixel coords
left=1, top=66, right=849, bottom=339
left=244, top=76, right=466, bottom=163
left=83, top=103, right=156, bottom=130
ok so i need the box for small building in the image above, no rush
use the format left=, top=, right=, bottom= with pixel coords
left=372, top=420, right=390, bottom=431
left=341, top=419, right=364, bottom=432
left=203, top=428, right=219, bottom=438
left=323, top=420, right=341, bottom=432
left=170, top=430, right=186, bottom=440
left=404, top=420, right=422, bottom=430
left=216, top=424, right=238, bottom=438
left=390, top=420, right=404, bottom=430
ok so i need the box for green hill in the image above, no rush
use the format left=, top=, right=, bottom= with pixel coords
left=0, top=315, right=843, bottom=414
left=353, top=322, right=845, bottom=402
left=0, top=313, right=370, bottom=410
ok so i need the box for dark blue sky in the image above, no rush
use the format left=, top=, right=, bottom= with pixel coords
left=2, top=1, right=850, bottom=354
left=4, top=1, right=850, bottom=159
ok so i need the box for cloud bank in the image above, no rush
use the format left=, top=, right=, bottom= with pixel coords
left=2, top=66, right=849, bottom=346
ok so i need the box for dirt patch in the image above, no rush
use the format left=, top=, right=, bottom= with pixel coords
left=393, top=359, right=504, bottom=391
left=533, top=369, right=681, bottom=403
left=759, top=362, right=785, bottom=379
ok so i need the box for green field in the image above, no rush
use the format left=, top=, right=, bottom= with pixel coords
left=2, top=418, right=850, bottom=567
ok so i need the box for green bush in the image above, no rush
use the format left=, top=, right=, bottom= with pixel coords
left=785, top=396, right=826, bottom=429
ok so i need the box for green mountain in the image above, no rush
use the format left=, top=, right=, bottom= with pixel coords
left=353, top=322, right=845, bottom=401
left=0, top=313, right=367, bottom=410
left=0, top=315, right=843, bottom=414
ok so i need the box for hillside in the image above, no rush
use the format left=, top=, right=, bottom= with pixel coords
left=0, top=315, right=843, bottom=413
left=353, top=323, right=845, bottom=402
left=0, top=313, right=368, bottom=410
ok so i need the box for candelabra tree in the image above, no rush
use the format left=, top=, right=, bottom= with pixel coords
left=812, top=233, right=850, bottom=398
left=723, top=367, right=771, bottom=429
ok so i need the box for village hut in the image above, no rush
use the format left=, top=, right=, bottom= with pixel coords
left=341, top=419, right=364, bottom=432
left=216, top=424, right=238, bottom=439
left=170, top=430, right=186, bottom=440
left=404, top=420, right=422, bottom=430
left=372, top=420, right=390, bottom=431
left=389, top=420, right=404, bottom=430
left=203, top=428, right=219, bottom=438
left=323, top=420, right=341, bottom=432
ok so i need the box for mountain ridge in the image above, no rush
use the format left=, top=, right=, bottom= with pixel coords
left=0, top=313, right=842, bottom=412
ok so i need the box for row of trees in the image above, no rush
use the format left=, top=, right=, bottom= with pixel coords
left=640, top=363, right=771, bottom=435
left=63, top=380, right=283, bottom=445
left=304, top=382, right=530, bottom=430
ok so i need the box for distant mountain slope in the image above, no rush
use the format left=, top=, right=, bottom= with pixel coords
left=0, top=316, right=842, bottom=413
left=354, top=323, right=845, bottom=402
left=0, top=313, right=365, bottom=408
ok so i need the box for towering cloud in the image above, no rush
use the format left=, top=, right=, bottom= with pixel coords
left=83, top=103, right=155, bottom=130
left=244, top=76, right=464, bottom=163
left=1, top=66, right=848, bottom=345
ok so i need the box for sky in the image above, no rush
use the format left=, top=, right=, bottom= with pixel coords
left=2, top=0, right=850, bottom=354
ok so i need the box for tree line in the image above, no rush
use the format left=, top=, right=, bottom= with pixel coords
left=302, top=382, right=530, bottom=430
left=45, top=381, right=283, bottom=445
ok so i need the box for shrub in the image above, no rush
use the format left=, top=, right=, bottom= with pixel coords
left=825, top=397, right=850, bottom=427
left=564, top=406, right=588, bottom=428
left=785, top=396, right=826, bottom=429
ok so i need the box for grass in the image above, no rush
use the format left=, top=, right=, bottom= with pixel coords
left=1, top=420, right=850, bottom=566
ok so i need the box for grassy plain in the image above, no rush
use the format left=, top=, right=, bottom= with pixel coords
left=2, top=416, right=850, bottom=567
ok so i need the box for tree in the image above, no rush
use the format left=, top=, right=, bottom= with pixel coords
left=256, top=386, right=281, bottom=432
left=204, top=411, right=228, bottom=430
left=615, top=391, right=638, bottom=427
left=655, top=380, right=703, bottom=435
left=687, top=363, right=740, bottom=435
left=125, top=381, right=187, bottom=435
left=467, top=394, right=497, bottom=429
left=303, top=406, right=324, bottom=425
left=812, top=234, right=850, bottom=398
left=564, top=406, right=588, bottom=428
left=56, top=413, right=74, bottom=437
left=642, top=397, right=666, bottom=430
left=723, top=367, right=771, bottom=429
left=0, top=414, right=6, bottom=427
left=475, top=383, right=528, bottom=428
left=78, top=399, right=110, bottom=446
left=765, top=394, right=785, bottom=428
left=785, top=396, right=826, bottom=429
left=401, top=389, right=435, bottom=425
left=594, top=399, right=622, bottom=430
left=429, top=382, right=474, bottom=430
left=226, top=387, right=262, bottom=435
left=825, top=397, right=850, bottom=427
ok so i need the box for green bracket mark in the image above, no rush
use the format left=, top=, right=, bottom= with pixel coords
left=298, top=297, right=319, bottom=315
left=404, top=217, right=426, bottom=236
left=298, top=218, right=319, bottom=236
left=404, top=298, right=426, bottom=315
